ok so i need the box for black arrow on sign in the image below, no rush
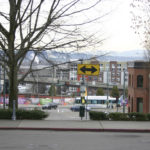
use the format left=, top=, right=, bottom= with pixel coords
left=80, top=66, right=97, bottom=74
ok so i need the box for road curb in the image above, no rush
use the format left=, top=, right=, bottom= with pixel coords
left=103, top=128, right=150, bottom=133
left=0, top=127, right=150, bottom=133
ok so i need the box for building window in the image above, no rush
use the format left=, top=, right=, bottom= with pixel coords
left=129, top=74, right=131, bottom=86
left=137, top=75, right=143, bottom=88
left=131, top=97, right=133, bottom=112
left=117, top=64, right=121, bottom=67
left=117, top=78, right=120, bottom=82
left=117, top=72, right=120, bottom=76
left=137, top=97, right=143, bottom=113
left=112, top=78, right=115, bottom=82
left=112, top=68, right=115, bottom=71
left=112, top=64, right=116, bottom=68
left=99, top=77, right=103, bottom=82
left=112, top=73, right=115, bottom=76
left=132, top=75, right=133, bottom=87
left=117, top=68, right=121, bottom=72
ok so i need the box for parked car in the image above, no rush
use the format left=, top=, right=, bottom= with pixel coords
left=42, top=103, right=58, bottom=110
left=70, top=105, right=91, bottom=112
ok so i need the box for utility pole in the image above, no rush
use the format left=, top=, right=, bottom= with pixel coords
left=80, top=59, right=86, bottom=120
left=3, top=61, right=6, bottom=109
left=36, top=70, right=39, bottom=95
left=123, top=69, right=126, bottom=113
left=149, top=74, right=150, bottom=113
left=107, top=69, right=109, bottom=108
left=0, top=66, right=1, bottom=102
left=52, top=65, right=55, bottom=103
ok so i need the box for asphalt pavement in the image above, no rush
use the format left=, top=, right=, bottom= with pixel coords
left=0, top=119, right=150, bottom=133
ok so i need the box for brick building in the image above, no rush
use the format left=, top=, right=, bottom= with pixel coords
left=128, top=62, right=150, bottom=113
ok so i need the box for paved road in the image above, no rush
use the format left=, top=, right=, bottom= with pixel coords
left=0, top=130, right=150, bottom=150
left=43, top=105, right=126, bottom=120
left=18, top=104, right=127, bottom=121
left=44, top=106, right=88, bottom=120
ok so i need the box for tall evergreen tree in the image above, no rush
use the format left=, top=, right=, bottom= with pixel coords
left=111, top=86, right=119, bottom=98
left=49, top=84, right=56, bottom=97
left=96, top=87, right=104, bottom=96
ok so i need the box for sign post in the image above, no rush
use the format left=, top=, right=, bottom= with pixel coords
left=78, top=64, right=100, bottom=120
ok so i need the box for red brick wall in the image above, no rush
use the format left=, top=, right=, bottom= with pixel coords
left=128, top=67, right=150, bottom=113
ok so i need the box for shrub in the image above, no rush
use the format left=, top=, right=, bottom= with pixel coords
left=128, top=112, right=147, bottom=121
left=108, top=112, right=129, bottom=121
left=16, top=109, right=49, bottom=120
left=127, top=112, right=137, bottom=121
left=0, top=109, right=12, bottom=119
left=89, top=111, right=150, bottom=121
left=89, top=111, right=108, bottom=120
left=0, top=109, right=48, bottom=120
left=147, top=114, right=150, bottom=121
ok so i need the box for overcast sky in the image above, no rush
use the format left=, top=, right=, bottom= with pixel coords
left=99, top=0, right=144, bottom=52
left=0, top=0, right=145, bottom=54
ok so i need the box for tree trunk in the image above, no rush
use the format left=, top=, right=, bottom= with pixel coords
left=9, top=63, right=18, bottom=109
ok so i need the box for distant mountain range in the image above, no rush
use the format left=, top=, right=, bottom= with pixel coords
left=22, top=49, right=145, bottom=66
left=50, top=49, right=145, bottom=62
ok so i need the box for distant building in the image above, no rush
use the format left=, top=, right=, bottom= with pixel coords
left=17, top=59, right=128, bottom=96
left=69, top=59, right=128, bottom=95
left=128, top=61, right=150, bottom=113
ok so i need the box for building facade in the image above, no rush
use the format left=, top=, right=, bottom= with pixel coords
left=128, top=62, right=150, bottom=113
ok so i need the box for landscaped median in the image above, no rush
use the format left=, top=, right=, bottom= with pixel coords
left=0, top=109, right=48, bottom=120
left=89, top=111, right=150, bottom=121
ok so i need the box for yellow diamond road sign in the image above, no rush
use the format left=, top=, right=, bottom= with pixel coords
left=77, top=64, right=100, bottom=76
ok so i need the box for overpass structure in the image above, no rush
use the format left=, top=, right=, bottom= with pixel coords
left=23, top=76, right=123, bottom=90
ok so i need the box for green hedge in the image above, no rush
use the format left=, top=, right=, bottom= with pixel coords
left=0, top=109, right=48, bottom=120
left=89, top=111, right=108, bottom=120
left=128, top=112, right=148, bottom=121
left=0, top=109, right=12, bottom=119
left=147, top=114, right=150, bottom=121
left=89, top=111, right=150, bottom=121
left=108, top=112, right=129, bottom=121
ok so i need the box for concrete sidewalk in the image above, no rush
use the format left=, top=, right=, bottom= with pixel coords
left=0, top=120, right=150, bottom=132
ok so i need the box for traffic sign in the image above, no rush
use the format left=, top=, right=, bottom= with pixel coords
left=77, top=64, right=100, bottom=76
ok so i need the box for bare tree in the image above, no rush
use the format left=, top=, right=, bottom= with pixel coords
left=130, top=0, right=150, bottom=61
left=0, top=0, right=106, bottom=108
